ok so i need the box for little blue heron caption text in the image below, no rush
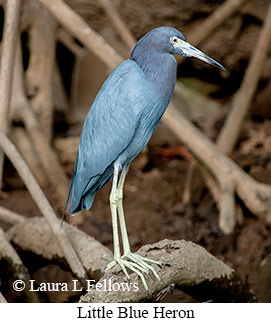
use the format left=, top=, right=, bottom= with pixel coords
left=77, top=306, right=195, bottom=319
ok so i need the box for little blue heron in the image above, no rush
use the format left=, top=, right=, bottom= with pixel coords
left=66, top=26, right=225, bottom=290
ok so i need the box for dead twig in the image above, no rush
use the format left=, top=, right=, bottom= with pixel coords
left=9, top=43, right=26, bottom=122
left=0, top=227, right=39, bottom=302
left=0, top=0, right=22, bottom=190
left=97, top=0, right=136, bottom=49
left=80, top=239, right=255, bottom=302
left=10, top=126, right=47, bottom=187
left=0, top=205, right=25, bottom=225
left=0, top=132, right=88, bottom=287
left=217, top=2, right=271, bottom=154
left=58, top=28, right=86, bottom=57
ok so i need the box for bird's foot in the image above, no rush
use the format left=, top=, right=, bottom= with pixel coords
left=124, top=252, right=162, bottom=281
left=105, top=253, right=162, bottom=292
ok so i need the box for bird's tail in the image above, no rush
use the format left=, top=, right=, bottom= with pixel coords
left=61, top=176, right=74, bottom=227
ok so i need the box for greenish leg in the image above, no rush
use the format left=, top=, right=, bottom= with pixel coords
left=106, top=164, right=130, bottom=279
left=109, top=164, right=121, bottom=258
left=105, top=164, right=162, bottom=291
left=116, top=165, right=131, bottom=255
left=116, top=166, right=162, bottom=282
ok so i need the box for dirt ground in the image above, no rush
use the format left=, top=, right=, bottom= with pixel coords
left=1, top=0, right=271, bottom=302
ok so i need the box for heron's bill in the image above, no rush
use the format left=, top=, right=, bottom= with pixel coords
left=175, top=39, right=226, bottom=71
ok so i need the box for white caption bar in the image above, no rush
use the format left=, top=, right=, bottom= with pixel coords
left=0, top=303, right=269, bottom=322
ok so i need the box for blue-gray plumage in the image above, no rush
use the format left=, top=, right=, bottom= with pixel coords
left=66, top=26, right=225, bottom=290
left=69, top=59, right=170, bottom=213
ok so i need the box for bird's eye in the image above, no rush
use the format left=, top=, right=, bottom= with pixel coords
left=170, top=36, right=179, bottom=44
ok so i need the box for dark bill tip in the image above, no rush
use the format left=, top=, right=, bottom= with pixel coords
left=205, top=56, right=227, bottom=71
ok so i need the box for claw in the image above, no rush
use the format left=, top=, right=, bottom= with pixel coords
left=124, top=253, right=161, bottom=281
left=105, top=253, right=161, bottom=291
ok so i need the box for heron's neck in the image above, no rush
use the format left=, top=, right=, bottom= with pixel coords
left=132, top=51, right=177, bottom=102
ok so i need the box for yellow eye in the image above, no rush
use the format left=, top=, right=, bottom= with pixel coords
left=170, top=36, right=178, bottom=44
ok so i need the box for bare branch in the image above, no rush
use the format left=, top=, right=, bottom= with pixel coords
left=219, top=180, right=236, bottom=234
left=80, top=239, right=255, bottom=302
left=10, top=126, right=47, bottom=187
left=0, top=0, right=22, bottom=189
left=0, top=0, right=22, bottom=133
left=97, top=0, right=136, bottom=49
left=58, top=28, right=86, bottom=56
left=0, top=205, right=25, bottom=225
left=217, top=2, right=271, bottom=154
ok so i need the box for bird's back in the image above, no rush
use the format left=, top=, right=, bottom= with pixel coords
left=68, top=59, right=170, bottom=214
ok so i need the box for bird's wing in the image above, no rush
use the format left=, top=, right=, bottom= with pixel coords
left=70, top=60, right=148, bottom=204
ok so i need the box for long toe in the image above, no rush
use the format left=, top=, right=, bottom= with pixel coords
left=105, top=259, right=130, bottom=280
left=105, top=256, right=154, bottom=291
left=105, top=260, right=117, bottom=272
left=123, top=253, right=162, bottom=282
left=133, top=253, right=163, bottom=266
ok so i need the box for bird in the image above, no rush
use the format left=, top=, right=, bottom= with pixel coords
left=65, top=26, right=225, bottom=291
